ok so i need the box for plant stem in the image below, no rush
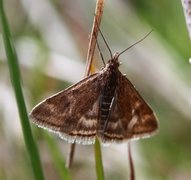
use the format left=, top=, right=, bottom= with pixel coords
left=128, top=142, right=135, bottom=180
left=67, top=0, right=105, bottom=174
left=66, top=143, right=76, bottom=168
left=94, top=138, right=105, bottom=180
left=85, top=0, right=105, bottom=76
left=181, top=0, right=191, bottom=40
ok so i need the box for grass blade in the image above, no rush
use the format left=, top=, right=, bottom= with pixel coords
left=0, top=0, right=45, bottom=179
left=94, top=138, right=105, bottom=180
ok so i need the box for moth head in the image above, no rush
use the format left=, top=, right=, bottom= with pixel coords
left=113, top=52, right=120, bottom=60
left=107, top=52, right=120, bottom=68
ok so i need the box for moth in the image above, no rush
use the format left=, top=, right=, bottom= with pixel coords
left=30, top=50, right=158, bottom=145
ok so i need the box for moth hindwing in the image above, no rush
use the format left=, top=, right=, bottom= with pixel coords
left=30, top=54, right=158, bottom=145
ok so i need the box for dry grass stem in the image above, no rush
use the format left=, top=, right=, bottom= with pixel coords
left=67, top=0, right=105, bottom=169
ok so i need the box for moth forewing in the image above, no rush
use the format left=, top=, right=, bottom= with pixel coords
left=29, top=72, right=105, bottom=145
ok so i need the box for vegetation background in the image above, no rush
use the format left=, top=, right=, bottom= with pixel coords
left=0, top=0, right=191, bottom=180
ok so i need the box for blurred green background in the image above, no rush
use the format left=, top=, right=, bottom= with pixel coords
left=0, top=0, right=191, bottom=180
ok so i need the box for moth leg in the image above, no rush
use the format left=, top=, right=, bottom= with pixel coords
left=103, top=90, right=117, bottom=133
left=107, top=89, right=127, bottom=136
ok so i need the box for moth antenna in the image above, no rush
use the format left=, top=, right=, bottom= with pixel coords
left=94, top=18, right=113, bottom=59
left=96, top=38, right=106, bottom=66
left=97, top=26, right=113, bottom=59
left=117, top=30, right=153, bottom=58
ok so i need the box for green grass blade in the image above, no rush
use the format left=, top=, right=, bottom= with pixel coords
left=94, top=138, right=105, bottom=180
left=0, top=1, right=45, bottom=179
left=44, top=133, right=71, bottom=180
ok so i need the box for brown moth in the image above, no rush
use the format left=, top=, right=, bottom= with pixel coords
left=29, top=52, right=158, bottom=145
